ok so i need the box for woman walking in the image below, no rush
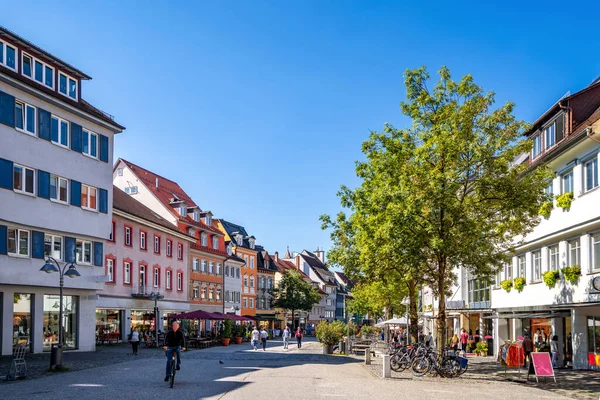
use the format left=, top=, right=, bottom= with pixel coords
left=550, top=335, right=559, bottom=368
left=130, top=327, right=140, bottom=355
left=296, top=327, right=303, bottom=349
left=260, top=327, right=268, bottom=351
left=282, top=326, right=291, bottom=350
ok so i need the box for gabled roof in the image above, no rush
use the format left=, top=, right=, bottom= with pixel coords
left=218, top=219, right=257, bottom=250
left=334, top=271, right=355, bottom=288
left=299, top=250, right=336, bottom=285
left=226, top=254, right=245, bottom=264
left=118, top=159, right=221, bottom=235
left=113, top=186, right=192, bottom=240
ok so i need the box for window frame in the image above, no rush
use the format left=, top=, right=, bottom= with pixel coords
left=517, top=255, right=526, bottom=278
left=123, top=261, right=132, bottom=285
left=50, top=115, right=69, bottom=148
left=15, top=100, right=36, bottom=136
left=568, top=239, right=581, bottom=267
left=76, top=239, right=93, bottom=265
left=153, top=235, right=161, bottom=254
left=166, top=269, right=172, bottom=290
left=106, top=257, right=115, bottom=284
left=193, top=258, right=200, bottom=271
left=81, top=128, right=99, bottom=159
left=562, top=170, right=574, bottom=194
left=58, top=72, right=78, bottom=100
left=201, top=233, right=208, bottom=247
left=7, top=228, right=30, bottom=257
left=13, top=163, right=36, bottom=196
left=0, top=39, right=17, bottom=71
left=592, top=233, right=600, bottom=272
left=532, top=250, right=542, bottom=282
left=81, top=184, right=98, bottom=211
left=21, top=51, right=55, bottom=89
left=212, top=236, right=219, bottom=250
left=177, top=243, right=183, bottom=260
left=177, top=271, right=183, bottom=291
left=44, top=234, right=63, bottom=260
left=124, top=225, right=132, bottom=247
left=584, top=157, right=599, bottom=193
left=548, top=244, right=559, bottom=272
left=532, top=134, right=542, bottom=159
left=139, top=230, right=147, bottom=251
left=153, top=266, right=160, bottom=288
left=166, top=239, right=172, bottom=257
left=50, top=174, right=69, bottom=204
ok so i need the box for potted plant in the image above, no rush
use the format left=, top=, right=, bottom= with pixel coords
left=555, top=192, right=574, bottom=211
left=316, top=321, right=344, bottom=354
left=475, top=341, right=488, bottom=356
left=501, top=279, right=513, bottom=293
left=543, top=270, right=560, bottom=289
left=221, top=319, right=232, bottom=346
left=513, top=277, right=527, bottom=293
left=232, top=324, right=244, bottom=344
left=562, top=265, right=581, bottom=284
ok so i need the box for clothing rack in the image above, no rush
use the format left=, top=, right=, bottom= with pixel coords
left=499, top=340, right=524, bottom=378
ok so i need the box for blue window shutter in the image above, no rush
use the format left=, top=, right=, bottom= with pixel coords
left=0, top=158, right=13, bottom=190
left=38, top=108, right=51, bottom=141
left=65, top=237, right=76, bottom=263
left=99, top=135, right=109, bottom=163
left=93, top=242, right=103, bottom=266
left=99, top=188, right=108, bottom=213
left=0, top=225, right=7, bottom=255
left=70, top=122, right=82, bottom=152
left=32, top=231, right=45, bottom=259
left=38, top=170, right=50, bottom=199
left=70, top=180, right=81, bottom=207
left=0, top=90, right=15, bottom=127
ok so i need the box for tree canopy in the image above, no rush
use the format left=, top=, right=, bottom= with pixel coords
left=323, top=66, right=552, bottom=348
left=270, top=270, right=322, bottom=328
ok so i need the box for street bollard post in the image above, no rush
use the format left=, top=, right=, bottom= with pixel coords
left=382, top=354, right=391, bottom=378
left=364, top=350, right=371, bottom=365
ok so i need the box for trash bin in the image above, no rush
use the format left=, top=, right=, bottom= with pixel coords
left=487, top=338, right=494, bottom=356
left=340, top=340, right=346, bottom=355
left=50, top=343, right=63, bottom=368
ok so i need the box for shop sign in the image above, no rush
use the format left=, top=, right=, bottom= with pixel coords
left=528, top=352, right=556, bottom=383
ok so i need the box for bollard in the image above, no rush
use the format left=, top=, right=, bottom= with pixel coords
left=382, top=354, right=391, bottom=378
left=365, top=350, right=371, bottom=365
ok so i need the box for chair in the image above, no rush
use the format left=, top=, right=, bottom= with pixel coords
left=6, top=343, right=27, bottom=380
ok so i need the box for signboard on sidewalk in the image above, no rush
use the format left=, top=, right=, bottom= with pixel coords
left=529, top=352, right=556, bottom=382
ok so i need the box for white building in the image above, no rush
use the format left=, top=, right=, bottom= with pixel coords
left=491, top=79, right=600, bottom=370
left=0, top=27, right=124, bottom=354
left=224, top=242, right=244, bottom=315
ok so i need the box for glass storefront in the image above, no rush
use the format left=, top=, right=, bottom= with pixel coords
left=587, top=316, right=600, bottom=370
left=13, top=293, right=32, bottom=350
left=42, top=295, right=78, bottom=351
left=96, top=309, right=121, bottom=335
left=130, top=310, right=154, bottom=335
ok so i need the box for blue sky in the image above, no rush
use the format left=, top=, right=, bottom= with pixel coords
left=5, top=1, right=600, bottom=258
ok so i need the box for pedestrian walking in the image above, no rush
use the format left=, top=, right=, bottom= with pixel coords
left=251, top=326, right=260, bottom=351
left=460, top=328, right=469, bottom=352
left=550, top=335, right=559, bottom=368
left=450, top=333, right=459, bottom=352
left=522, top=334, right=534, bottom=368
left=260, top=327, right=268, bottom=351
left=296, top=327, right=303, bottom=349
left=130, top=327, right=140, bottom=355
left=282, top=326, right=291, bottom=350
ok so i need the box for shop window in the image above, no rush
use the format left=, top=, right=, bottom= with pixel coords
left=43, top=295, right=78, bottom=351
left=587, top=317, right=600, bottom=369
left=96, top=310, right=121, bottom=338
left=13, top=294, right=32, bottom=350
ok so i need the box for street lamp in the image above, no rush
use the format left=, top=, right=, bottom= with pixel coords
left=148, top=291, right=164, bottom=347
left=40, top=257, right=80, bottom=368
left=230, top=306, right=240, bottom=315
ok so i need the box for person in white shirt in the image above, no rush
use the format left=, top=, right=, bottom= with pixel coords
left=251, top=327, right=260, bottom=351
left=130, top=327, right=140, bottom=355
left=260, top=327, right=268, bottom=351
left=282, top=326, right=291, bottom=350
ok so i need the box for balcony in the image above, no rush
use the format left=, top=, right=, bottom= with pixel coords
left=131, top=284, right=149, bottom=298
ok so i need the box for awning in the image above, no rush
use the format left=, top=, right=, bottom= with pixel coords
left=486, top=311, right=571, bottom=319
left=172, top=309, right=222, bottom=320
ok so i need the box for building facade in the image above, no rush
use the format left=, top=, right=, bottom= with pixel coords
left=256, top=251, right=278, bottom=327
left=224, top=242, right=244, bottom=315
left=99, top=187, right=193, bottom=340
left=0, top=27, right=124, bottom=354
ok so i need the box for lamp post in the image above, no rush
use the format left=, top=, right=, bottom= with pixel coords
left=40, top=257, right=80, bottom=369
left=148, top=292, right=164, bottom=347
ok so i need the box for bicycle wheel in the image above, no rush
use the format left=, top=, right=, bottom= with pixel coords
left=411, top=356, right=430, bottom=376
left=440, top=358, right=460, bottom=378
left=170, top=356, right=176, bottom=388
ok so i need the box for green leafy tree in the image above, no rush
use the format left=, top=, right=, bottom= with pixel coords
left=324, top=66, right=552, bottom=351
left=347, top=279, right=407, bottom=321
left=270, top=270, right=322, bottom=329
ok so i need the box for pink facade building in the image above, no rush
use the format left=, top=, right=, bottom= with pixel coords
left=97, top=187, right=195, bottom=341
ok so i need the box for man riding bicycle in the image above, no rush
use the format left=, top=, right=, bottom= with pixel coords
left=163, top=320, right=186, bottom=382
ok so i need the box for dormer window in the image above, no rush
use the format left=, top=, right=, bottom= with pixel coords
left=205, top=216, right=212, bottom=226
left=179, top=205, right=187, bottom=217
left=532, top=134, right=542, bottom=159
left=544, top=115, right=564, bottom=150
left=236, top=234, right=243, bottom=246
left=193, top=210, right=200, bottom=222
left=0, top=40, right=17, bottom=70
left=249, top=238, right=255, bottom=249
left=212, top=236, right=219, bottom=250
left=227, top=245, right=232, bottom=256
left=22, top=52, right=54, bottom=89
left=201, top=233, right=208, bottom=247
left=59, top=72, right=77, bottom=100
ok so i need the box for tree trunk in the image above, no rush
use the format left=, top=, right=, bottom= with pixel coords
left=291, top=309, right=296, bottom=330
left=436, top=259, right=447, bottom=354
left=408, top=282, right=419, bottom=344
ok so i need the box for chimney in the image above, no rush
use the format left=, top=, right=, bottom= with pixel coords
left=295, top=255, right=300, bottom=270
left=274, top=251, right=279, bottom=262
left=155, top=178, right=159, bottom=189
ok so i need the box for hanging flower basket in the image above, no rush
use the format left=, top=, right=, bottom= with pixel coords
left=555, top=192, right=574, bottom=211
left=539, top=201, right=554, bottom=219
left=501, top=279, right=513, bottom=293
left=561, top=265, right=581, bottom=284
left=543, top=270, right=560, bottom=289
left=513, top=277, right=527, bottom=293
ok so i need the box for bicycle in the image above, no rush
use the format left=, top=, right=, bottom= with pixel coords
left=164, top=346, right=186, bottom=388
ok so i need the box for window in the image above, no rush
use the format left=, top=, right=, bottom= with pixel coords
left=212, top=236, right=219, bottom=249
left=243, top=275, right=248, bottom=287
left=13, top=164, right=35, bottom=195
left=210, top=262, right=214, bottom=274
left=51, top=115, right=69, bottom=147
left=201, top=287, right=207, bottom=299
left=532, top=135, right=542, bottom=158
left=236, top=268, right=240, bottom=278
left=517, top=255, right=526, bottom=278
left=15, top=101, right=36, bottom=135
left=117, top=168, right=123, bottom=176
left=166, top=270, right=171, bottom=289
left=109, top=221, right=115, bottom=242
left=250, top=256, right=254, bottom=269
left=243, top=298, right=248, bottom=308
left=50, top=175, right=69, bottom=203
left=42, top=295, right=77, bottom=351
left=166, top=240, right=172, bottom=257
left=76, top=240, right=92, bottom=264
left=545, top=181, right=553, bottom=197
left=81, top=184, right=97, bottom=211
left=154, top=235, right=160, bottom=254
left=209, top=288, right=214, bottom=300
left=22, top=53, right=54, bottom=88
left=593, top=234, right=600, bottom=271
left=8, top=228, right=29, bottom=257
left=326, top=298, right=334, bottom=306
left=249, top=298, right=254, bottom=308
left=587, top=317, right=600, bottom=358
left=506, top=261, right=513, bottom=280
left=250, top=276, right=254, bottom=288
left=268, top=278, right=272, bottom=289
left=584, top=158, right=599, bottom=192
left=22, top=54, right=32, bottom=77
left=227, top=245, right=232, bottom=256
left=548, top=245, right=559, bottom=271
left=568, top=239, right=580, bottom=267
left=140, top=231, right=147, bottom=250
left=124, top=262, right=131, bottom=284
left=44, top=234, right=62, bottom=260
left=201, top=260, right=207, bottom=273
left=0, top=40, right=17, bottom=70
left=59, top=73, right=77, bottom=100
left=82, top=129, right=98, bottom=158
left=225, top=265, right=230, bottom=276
left=225, top=290, right=230, bottom=302
left=177, top=272, right=183, bottom=291
left=261, top=277, right=266, bottom=289
left=532, top=250, right=542, bottom=281
left=193, top=258, right=200, bottom=271
left=217, top=263, right=222, bottom=275
left=243, top=255, right=248, bottom=267
left=125, top=226, right=132, bottom=246
left=562, top=170, right=574, bottom=194
left=124, top=186, right=138, bottom=194
left=249, top=239, right=255, bottom=249
left=177, top=243, right=183, bottom=260
left=193, top=287, right=199, bottom=299
left=153, top=267, right=160, bottom=288
left=201, top=233, right=208, bottom=247
left=107, top=259, right=115, bottom=283
left=467, top=279, right=490, bottom=304
left=544, top=121, right=556, bottom=149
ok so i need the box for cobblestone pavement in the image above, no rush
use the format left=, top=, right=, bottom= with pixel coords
left=365, top=354, right=600, bottom=400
